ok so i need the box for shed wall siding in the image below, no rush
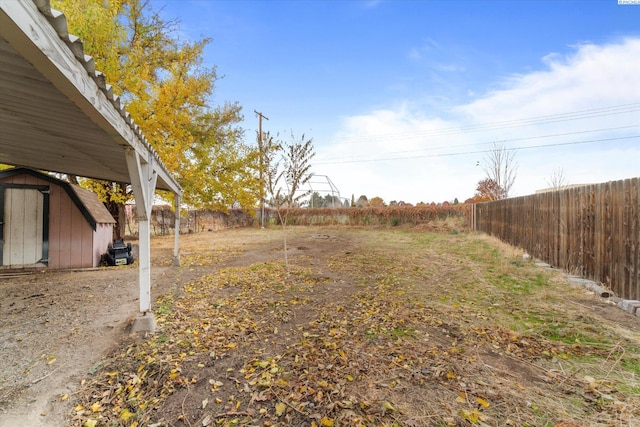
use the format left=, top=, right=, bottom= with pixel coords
left=0, top=173, right=97, bottom=269
left=49, top=184, right=93, bottom=269
left=93, top=224, right=112, bottom=267
left=48, top=180, right=62, bottom=267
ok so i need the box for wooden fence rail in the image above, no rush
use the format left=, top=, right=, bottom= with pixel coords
left=472, top=177, right=640, bottom=300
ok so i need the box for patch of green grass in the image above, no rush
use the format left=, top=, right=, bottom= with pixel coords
left=618, top=384, right=640, bottom=394
left=508, top=308, right=618, bottom=348
left=249, top=262, right=279, bottom=272
left=620, top=356, right=640, bottom=374
left=493, top=272, right=549, bottom=295
left=390, top=327, right=415, bottom=339
left=464, top=244, right=501, bottom=264
left=412, top=232, right=438, bottom=246
left=156, top=298, right=173, bottom=315
left=538, top=322, right=595, bottom=345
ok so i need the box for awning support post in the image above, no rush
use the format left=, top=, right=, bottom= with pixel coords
left=125, top=148, right=158, bottom=331
left=173, top=193, right=181, bottom=266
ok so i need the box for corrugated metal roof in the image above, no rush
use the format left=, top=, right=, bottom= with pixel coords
left=0, top=0, right=182, bottom=194
left=30, top=0, right=166, bottom=180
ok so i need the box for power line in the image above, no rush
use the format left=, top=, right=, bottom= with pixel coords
left=314, top=135, right=640, bottom=165
left=330, top=103, right=640, bottom=144
left=318, top=124, right=639, bottom=162
left=324, top=102, right=640, bottom=146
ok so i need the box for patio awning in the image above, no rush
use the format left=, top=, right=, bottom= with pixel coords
left=0, top=0, right=182, bottom=327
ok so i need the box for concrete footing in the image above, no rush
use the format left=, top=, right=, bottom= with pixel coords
left=566, top=275, right=613, bottom=297
left=132, top=313, right=156, bottom=333
left=618, top=300, right=640, bottom=317
left=533, top=258, right=640, bottom=318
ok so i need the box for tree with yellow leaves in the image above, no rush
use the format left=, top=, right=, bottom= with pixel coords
left=369, top=196, right=385, bottom=208
left=52, top=0, right=258, bottom=237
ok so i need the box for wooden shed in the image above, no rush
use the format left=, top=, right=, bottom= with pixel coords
left=0, top=168, right=115, bottom=269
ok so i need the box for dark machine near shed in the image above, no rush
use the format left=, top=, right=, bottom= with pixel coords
left=102, top=239, right=135, bottom=266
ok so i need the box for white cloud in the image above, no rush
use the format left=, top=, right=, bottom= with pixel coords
left=460, top=38, right=640, bottom=121
left=407, top=38, right=465, bottom=72
left=318, top=38, right=640, bottom=204
left=408, top=48, right=422, bottom=61
left=363, top=0, right=383, bottom=9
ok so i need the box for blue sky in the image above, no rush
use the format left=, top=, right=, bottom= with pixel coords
left=151, top=0, right=640, bottom=204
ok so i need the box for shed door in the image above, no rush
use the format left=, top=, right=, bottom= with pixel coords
left=2, top=188, right=44, bottom=266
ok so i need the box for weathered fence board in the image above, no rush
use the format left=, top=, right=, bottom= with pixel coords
left=474, top=177, right=640, bottom=300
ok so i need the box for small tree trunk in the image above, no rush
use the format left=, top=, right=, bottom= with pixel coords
left=277, top=208, right=289, bottom=271
left=283, top=224, right=288, bottom=270
left=105, top=200, right=126, bottom=240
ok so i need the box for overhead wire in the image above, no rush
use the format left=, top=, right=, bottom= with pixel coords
left=314, top=102, right=640, bottom=165
left=323, top=102, right=640, bottom=146
left=315, top=135, right=640, bottom=165
left=318, top=124, right=639, bottom=162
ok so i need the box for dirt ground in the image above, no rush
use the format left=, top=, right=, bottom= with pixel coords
left=1, top=226, right=639, bottom=427
left=0, top=263, right=191, bottom=426
left=0, top=228, right=342, bottom=426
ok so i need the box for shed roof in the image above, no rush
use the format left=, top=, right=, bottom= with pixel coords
left=0, top=168, right=116, bottom=229
left=70, top=184, right=116, bottom=225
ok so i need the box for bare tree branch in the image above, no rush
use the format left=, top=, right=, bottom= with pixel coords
left=483, top=142, right=518, bottom=200
left=265, top=132, right=315, bottom=270
left=546, top=166, right=569, bottom=190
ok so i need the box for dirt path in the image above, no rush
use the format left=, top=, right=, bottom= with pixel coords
left=0, top=266, right=174, bottom=426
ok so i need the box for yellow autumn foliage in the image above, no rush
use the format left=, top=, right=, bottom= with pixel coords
left=50, top=0, right=259, bottom=217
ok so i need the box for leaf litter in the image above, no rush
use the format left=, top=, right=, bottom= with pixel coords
left=67, top=226, right=640, bottom=426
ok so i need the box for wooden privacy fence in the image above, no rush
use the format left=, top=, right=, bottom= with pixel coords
left=471, top=177, right=640, bottom=300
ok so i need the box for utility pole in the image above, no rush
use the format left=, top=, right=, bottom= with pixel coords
left=254, top=110, right=269, bottom=228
